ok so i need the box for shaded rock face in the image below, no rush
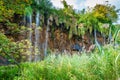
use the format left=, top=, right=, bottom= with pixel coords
left=71, top=43, right=82, bottom=52
left=0, top=56, right=10, bottom=66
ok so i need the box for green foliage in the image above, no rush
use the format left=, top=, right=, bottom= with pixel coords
left=77, top=3, right=118, bottom=39
left=0, top=0, right=32, bottom=22
left=0, top=33, right=18, bottom=63
left=78, top=13, right=98, bottom=34
left=24, top=0, right=53, bottom=19
left=0, top=32, right=31, bottom=63
left=112, top=25, right=120, bottom=44
left=25, top=6, right=33, bottom=16
left=97, top=22, right=109, bottom=35
left=0, top=65, right=19, bottom=80
left=93, top=4, right=118, bottom=23
left=52, top=0, right=79, bottom=39
left=1, top=45, right=120, bottom=80
left=0, top=33, right=11, bottom=56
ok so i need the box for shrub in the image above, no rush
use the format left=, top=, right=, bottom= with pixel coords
left=0, top=32, right=31, bottom=63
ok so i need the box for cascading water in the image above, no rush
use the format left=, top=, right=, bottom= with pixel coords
left=44, top=19, right=49, bottom=57
left=25, top=0, right=50, bottom=61
left=34, top=0, right=41, bottom=62
left=24, top=6, right=33, bottom=62
left=28, top=14, right=33, bottom=62
left=35, top=11, right=40, bottom=51
left=34, top=11, right=41, bottom=62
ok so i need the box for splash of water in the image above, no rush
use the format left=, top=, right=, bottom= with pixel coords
left=35, top=11, right=40, bottom=52
left=24, top=6, right=33, bottom=62
left=34, top=11, right=41, bottom=62
left=28, top=14, right=33, bottom=62
left=44, top=19, right=49, bottom=57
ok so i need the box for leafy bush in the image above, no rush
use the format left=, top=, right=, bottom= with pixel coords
left=0, top=33, right=20, bottom=63
left=0, top=32, right=11, bottom=57
left=0, top=0, right=32, bottom=22
left=0, top=32, right=31, bottom=63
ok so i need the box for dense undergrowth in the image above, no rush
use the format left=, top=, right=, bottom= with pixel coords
left=0, top=45, right=120, bottom=80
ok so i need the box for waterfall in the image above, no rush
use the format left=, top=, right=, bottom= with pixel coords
left=34, top=11, right=41, bottom=62
left=44, top=19, right=49, bottom=57
left=35, top=11, right=40, bottom=52
left=24, top=6, right=33, bottom=62
left=25, top=0, right=52, bottom=61
left=26, top=11, right=41, bottom=62
left=28, top=14, right=33, bottom=62
left=32, top=0, right=41, bottom=62
left=94, top=28, right=104, bottom=54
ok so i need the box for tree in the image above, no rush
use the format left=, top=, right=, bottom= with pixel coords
left=78, top=10, right=104, bottom=54
left=0, top=0, right=32, bottom=22
left=93, top=4, right=118, bottom=44
left=93, top=4, right=118, bottom=23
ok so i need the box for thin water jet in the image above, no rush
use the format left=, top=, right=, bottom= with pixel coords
left=44, top=19, right=50, bottom=57
left=28, top=14, right=33, bottom=62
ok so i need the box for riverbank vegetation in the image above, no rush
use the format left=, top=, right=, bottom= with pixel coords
left=0, top=0, right=120, bottom=80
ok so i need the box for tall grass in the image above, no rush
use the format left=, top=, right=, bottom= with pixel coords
left=0, top=45, right=120, bottom=80
left=0, top=65, right=19, bottom=80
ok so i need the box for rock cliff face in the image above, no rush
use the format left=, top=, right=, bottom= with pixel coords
left=0, top=20, right=106, bottom=60
left=0, top=22, right=106, bottom=62
left=38, top=27, right=103, bottom=54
